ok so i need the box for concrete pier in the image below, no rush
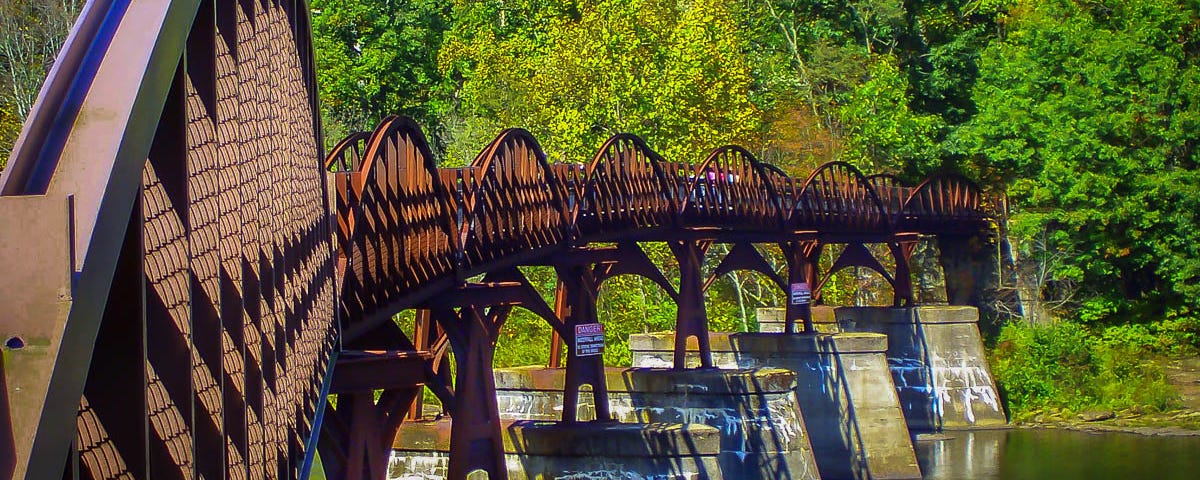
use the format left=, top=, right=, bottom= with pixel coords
left=756, top=305, right=841, bottom=333
left=389, top=417, right=723, bottom=479
left=757, top=306, right=1008, bottom=430
left=731, top=333, right=921, bottom=480
left=631, top=332, right=922, bottom=480
left=832, top=306, right=1006, bottom=430
left=492, top=367, right=821, bottom=480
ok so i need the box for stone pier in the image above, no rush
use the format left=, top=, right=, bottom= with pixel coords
left=390, top=417, right=723, bottom=479
left=492, top=367, right=821, bottom=480
left=631, top=332, right=922, bottom=480
left=832, top=306, right=1006, bottom=430
left=757, top=306, right=1007, bottom=430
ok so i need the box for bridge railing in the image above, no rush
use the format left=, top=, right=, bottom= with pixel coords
left=793, top=161, right=891, bottom=234
left=680, top=146, right=784, bottom=231
left=899, top=174, right=989, bottom=234
left=458, top=129, right=568, bottom=272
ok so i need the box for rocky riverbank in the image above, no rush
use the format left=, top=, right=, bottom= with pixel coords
left=1015, top=355, right=1200, bottom=436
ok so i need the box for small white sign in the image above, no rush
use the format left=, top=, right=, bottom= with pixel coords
left=790, top=282, right=812, bottom=305
left=575, top=323, right=605, bottom=357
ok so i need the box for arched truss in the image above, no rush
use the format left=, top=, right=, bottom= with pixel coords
left=900, top=173, right=988, bottom=234
left=338, top=116, right=455, bottom=327
left=794, top=161, right=891, bottom=234
left=325, top=131, right=370, bottom=173
left=576, top=134, right=676, bottom=236
left=866, top=173, right=909, bottom=221
left=459, top=129, right=568, bottom=271
left=681, top=146, right=784, bottom=231
left=332, top=121, right=995, bottom=340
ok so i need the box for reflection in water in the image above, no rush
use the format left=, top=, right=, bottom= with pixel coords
left=916, top=429, right=1200, bottom=480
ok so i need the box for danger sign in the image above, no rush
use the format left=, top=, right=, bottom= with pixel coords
left=575, top=323, right=605, bottom=357
left=790, top=282, right=811, bottom=305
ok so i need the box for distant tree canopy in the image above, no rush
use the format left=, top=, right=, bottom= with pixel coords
left=1, top=0, right=1196, bottom=332
left=956, top=0, right=1200, bottom=322
left=310, top=0, right=1200, bottom=329
left=0, top=0, right=82, bottom=168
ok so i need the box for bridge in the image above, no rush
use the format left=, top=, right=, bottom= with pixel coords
left=0, top=1, right=1000, bottom=480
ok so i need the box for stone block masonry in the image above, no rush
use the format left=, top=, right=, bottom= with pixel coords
left=492, top=367, right=821, bottom=480
left=630, top=332, right=922, bottom=480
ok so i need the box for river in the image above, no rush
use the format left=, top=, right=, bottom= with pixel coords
left=914, top=428, right=1200, bottom=479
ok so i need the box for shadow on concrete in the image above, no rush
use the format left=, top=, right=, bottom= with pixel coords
left=507, top=420, right=721, bottom=480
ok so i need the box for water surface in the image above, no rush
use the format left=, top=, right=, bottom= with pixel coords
left=915, top=428, right=1200, bottom=480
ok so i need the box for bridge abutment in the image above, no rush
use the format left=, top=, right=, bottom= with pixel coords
left=831, top=306, right=1007, bottom=430
left=630, top=331, right=922, bottom=480
left=489, top=366, right=820, bottom=480
left=758, top=306, right=1008, bottom=430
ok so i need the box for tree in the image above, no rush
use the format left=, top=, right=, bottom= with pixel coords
left=956, top=0, right=1200, bottom=322
left=0, top=0, right=82, bottom=167
left=439, top=0, right=762, bottom=164
left=310, top=0, right=453, bottom=149
left=837, top=53, right=944, bottom=174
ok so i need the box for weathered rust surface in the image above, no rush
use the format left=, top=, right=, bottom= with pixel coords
left=1, top=1, right=334, bottom=479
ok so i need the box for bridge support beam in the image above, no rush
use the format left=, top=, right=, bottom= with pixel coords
left=889, top=240, right=918, bottom=307
left=552, top=267, right=612, bottom=423
left=434, top=305, right=510, bottom=480
left=783, top=240, right=822, bottom=334
left=319, top=351, right=430, bottom=480
left=671, top=239, right=713, bottom=369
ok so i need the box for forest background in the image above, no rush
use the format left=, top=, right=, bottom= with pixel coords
left=3, top=0, right=1199, bottom=421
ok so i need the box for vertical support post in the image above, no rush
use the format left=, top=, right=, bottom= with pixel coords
left=784, top=240, right=822, bottom=334
left=323, top=387, right=418, bottom=480
left=548, top=281, right=566, bottom=369
left=671, top=240, right=712, bottom=369
left=890, top=241, right=917, bottom=307
left=408, top=309, right=434, bottom=420
left=554, top=268, right=612, bottom=423
left=937, top=233, right=1014, bottom=337
left=438, top=306, right=508, bottom=480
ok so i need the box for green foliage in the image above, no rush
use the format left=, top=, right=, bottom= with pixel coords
left=957, top=0, right=1200, bottom=323
left=439, top=0, right=762, bottom=164
left=990, top=321, right=1179, bottom=419
left=311, top=0, right=453, bottom=148
left=0, top=99, right=21, bottom=169
left=837, top=54, right=945, bottom=174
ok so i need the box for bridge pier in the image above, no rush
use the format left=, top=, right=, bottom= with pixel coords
left=631, top=332, right=922, bottom=480
left=671, top=238, right=715, bottom=368
left=489, top=366, right=818, bottom=480
left=759, top=306, right=1007, bottom=430
left=831, top=306, right=1007, bottom=430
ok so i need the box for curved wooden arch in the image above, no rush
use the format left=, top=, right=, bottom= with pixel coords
left=576, top=134, right=676, bottom=236
left=341, top=116, right=456, bottom=324
left=900, top=173, right=986, bottom=233
left=681, top=145, right=784, bottom=230
left=460, top=128, right=569, bottom=270
left=866, top=173, right=909, bottom=222
left=327, top=121, right=996, bottom=341
left=795, top=161, right=890, bottom=233
left=325, top=131, right=371, bottom=172
left=758, top=162, right=799, bottom=224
